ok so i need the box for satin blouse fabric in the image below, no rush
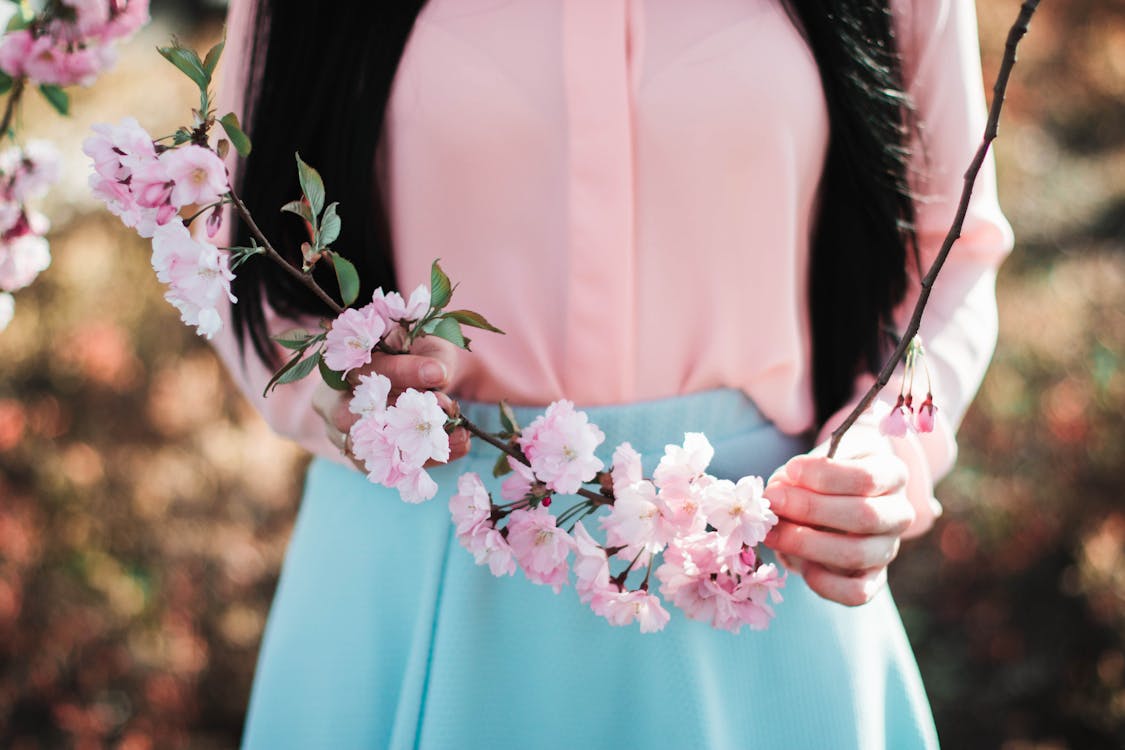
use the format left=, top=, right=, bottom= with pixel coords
left=211, top=0, right=1013, bottom=495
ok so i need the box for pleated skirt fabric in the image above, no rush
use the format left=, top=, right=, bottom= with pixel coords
left=241, top=389, right=940, bottom=749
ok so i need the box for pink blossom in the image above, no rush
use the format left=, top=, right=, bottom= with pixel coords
left=161, top=145, right=228, bottom=208
left=0, top=201, right=19, bottom=235
left=700, top=475, right=777, bottom=550
left=571, top=522, right=611, bottom=604
left=611, top=442, right=643, bottom=493
left=130, top=158, right=173, bottom=209
left=323, top=304, right=386, bottom=373
left=506, top=506, right=572, bottom=592
left=914, top=395, right=937, bottom=433
left=0, top=31, right=33, bottom=78
left=1, top=141, right=61, bottom=203
left=449, top=472, right=492, bottom=537
left=462, top=526, right=517, bottom=577
left=600, top=479, right=663, bottom=563
left=383, top=388, right=450, bottom=468
left=371, top=284, right=429, bottom=323
left=394, top=467, right=438, bottom=504
left=519, top=400, right=605, bottom=495
left=0, top=292, right=13, bottom=332
left=349, top=413, right=406, bottom=486
left=348, top=372, right=391, bottom=418
left=61, top=0, right=111, bottom=37
left=499, top=456, right=537, bottom=503
left=205, top=206, right=223, bottom=238
left=878, top=396, right=911, bottom=438
left=84, top=118, right=156, bottom=182
left=150, top=221, right=235, bottom=339
left=22, top=33, right=112, bottom=87
left=101, top=0, right=150, bottom=41
left=653, top=433, right=714, bottom=493
left=592, top=589, right=671, bottom=633
left=0, top=233, right=51, bottom=292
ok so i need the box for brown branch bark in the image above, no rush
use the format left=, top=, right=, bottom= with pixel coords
left=1, top=77, right=26, bottom=138
left=827, top=0, right=1041, bottom=458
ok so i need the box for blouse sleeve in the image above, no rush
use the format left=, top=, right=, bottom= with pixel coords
left=206, top=0, right=345, bottom=464
left=819, top=0, right=1014, bottom=515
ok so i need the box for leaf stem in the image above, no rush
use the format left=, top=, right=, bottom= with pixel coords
left=826, top=0, right=1040, bottom=458
left=1, top=77, right=26, bottom=138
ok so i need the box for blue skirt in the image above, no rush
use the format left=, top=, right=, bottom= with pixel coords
left=242, top=389, right=940, bottom=749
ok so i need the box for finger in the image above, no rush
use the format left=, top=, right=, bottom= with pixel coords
left=764, top=520, right=901, bottom=573
left=349, top=352, right=450, bottom=392
left=782, top=452, right=907, bottom=497
left=766, top=484, right=915, bottom=536
left=801, top=562, right=888, bottom=607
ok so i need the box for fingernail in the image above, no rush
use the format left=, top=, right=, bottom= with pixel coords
left=421, top=361, right=446, bottom=386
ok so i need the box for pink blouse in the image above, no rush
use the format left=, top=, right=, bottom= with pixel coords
left=212, top=0, right=1013, bottom=494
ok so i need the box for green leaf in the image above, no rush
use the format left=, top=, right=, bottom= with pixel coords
left=444, top=309, right=504, bottom=334
left=281, top=199, right=314, bottom=225
left=219, top=112, right=252, bottom=157
left=157, top=44, right=209, bottom=90
left=498, top=401, right=520, bottom=435
left=37, top=85, right=68, bottom=116
left=295, top=153, right=325, bottom=216
left=430, top=259, right=453, bottom=310
left=263, top=350, right=307, bottom=396
left=0, top=72, right=11, bottom=97
left=172, top=127, right=193, bottom=145
left=318, top=357, right=349, bottom=391
left=330, top=251, right=360, bottom=307
left=202, top=39, right=225, bottom=76
left=272, top=328, right=316, bottom=350
left=228, top=244, right=265, bottom=270
left=492, top=451, right=513, bottom=478
left=430, top=317, right=469, bottom=350
left=274, top=351, right=320, bottom=388
left=318, top=202, right=341, bottom=247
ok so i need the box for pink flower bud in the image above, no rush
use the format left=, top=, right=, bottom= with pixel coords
left=914, top=395, right=937, bottom=433
left=205, top=207, right=223, bottom=238
left=878, top=395, right=910, bottom=438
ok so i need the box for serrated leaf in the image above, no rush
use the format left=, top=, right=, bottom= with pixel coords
left=498, top=401, right=520, bottom=435
left=275, top=351, right=319, bottom=387
left=444, top=309, right=504, bottom=334
left=272, top=328, right=315, bottom=350
left=157, top=44, right=209, bottom=90
left=0, top=73, right=11, bottom=96
left=329, top=251, right=360, bottom=307
left=263, top=349, right=307, bottom=396
left=38, top=85, right=68, bottom=116
left=318, top=202, right=341, bottom=247
left=202, top=39, right=225, bottom=76
left=420, top=317, right=442, bottom=335
left=492, top=451, right=513, bottom=478
left=430, top=259, right=453, bottom=310
left=295, top=153, right=325, bottom=216
left=228, top=244, right=265, bottom=270
left=281, top=199, right=314, bottom=225
left=318, top=357, right=349, bottom=391
left=431, top=317, right=468, bottom=350
left=219, top=112, right=252, bottom=157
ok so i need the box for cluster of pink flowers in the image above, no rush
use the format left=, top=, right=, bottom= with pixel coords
left=877, top=336, right=938, bottom=437
left=322, top=286, right=430, bottom=373
left=445, top=423, right=784, bottom=633
left=84, top=118, right=235, bottom=338
left=0, top=0, right=149, bottom=87
left=0, top=141, right=60, bottom=331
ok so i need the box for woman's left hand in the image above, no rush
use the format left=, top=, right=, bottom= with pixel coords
left=763, top=428, right=916, bottom=607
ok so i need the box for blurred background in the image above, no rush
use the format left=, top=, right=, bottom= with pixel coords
left=0, top=0, right=1122, bottom=747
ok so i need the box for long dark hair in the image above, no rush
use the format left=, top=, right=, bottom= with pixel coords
left=231, top=0, right=917, bottom=426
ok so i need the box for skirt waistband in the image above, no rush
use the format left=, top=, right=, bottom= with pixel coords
left=457, top=388, right=811, bottom=482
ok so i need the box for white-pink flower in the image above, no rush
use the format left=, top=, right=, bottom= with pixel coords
left=1, top=140, right=61, bottom=203
left=323, top=304, right=387, bottom=374
left=611, top=442, right=643, bottom=493
left=150, top=221, right=235, bottom=339
left=571, top=522, right=611, bottom=604
left=349, top=413, right=405, bottom=486
left=348, top=372, right=391, bottom=418
left=394, top=466, right=439, bottom=504
left=0, top=292, right=13, bottom=332
left=161, top=145, right=228, bottom=208
left=0, top=232, right=51, bottom=292
left=877, top=396, right=910, bottom=438
left=499, top=456, right=537, bottom=503
left=101, top=0, right=150, bottom=41
left=519, top=400, right=605, bottom=495
left=84, top=118, right=156, bottom=183
left=653, top=433, right=714, bottom=493
left=506, top=506, right=572, bottom=593
left=600, top=479, right=662, bottom=563
left=591, top=589, right=671, bottom=633
left=371, top=284, right=429, bottom=323
left=463, top=526, right=517, bottom=577
left=383, top=388, right=450, bottom=468
left=449, top=472, right=492, bottom=538
left=700, top=475, right=777, bottom=551
left=0, top=31, right=33, bottom=79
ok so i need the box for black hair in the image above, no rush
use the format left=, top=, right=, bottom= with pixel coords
left=231, top=0, right=917, bottom=426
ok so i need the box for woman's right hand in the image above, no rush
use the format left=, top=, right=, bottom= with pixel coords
left=311, top=336, right=471, bottom=473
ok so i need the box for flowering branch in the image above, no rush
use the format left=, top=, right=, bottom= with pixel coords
left=827, top=0, right=1040, bottom=459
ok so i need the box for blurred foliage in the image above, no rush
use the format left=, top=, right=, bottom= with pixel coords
left=0, top=1, right=1123, bottom=748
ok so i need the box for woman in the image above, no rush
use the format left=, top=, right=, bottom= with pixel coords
left=210, top=0, right=1013, bottom=747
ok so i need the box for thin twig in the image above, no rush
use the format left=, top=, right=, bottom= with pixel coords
left=1, top=77, right=26, bottom=137
left=226, top=185, right=345, bottom=316
left=827, top=0, right=1040, bottom=458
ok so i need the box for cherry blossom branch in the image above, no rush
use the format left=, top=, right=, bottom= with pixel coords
left=826, top=0, right=1040, bottom=459
left=0, top=78, right=25, bottom=138
left=225, top=185, right=345, bottom=316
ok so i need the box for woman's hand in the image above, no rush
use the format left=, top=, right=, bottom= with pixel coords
left=311, top=336, right=471, bottom=473
left=763, top=427, right=916, bottom=607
